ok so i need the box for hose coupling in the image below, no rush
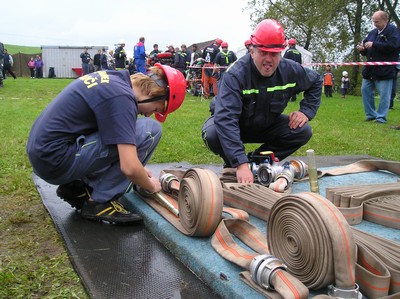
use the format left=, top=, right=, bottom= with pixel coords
left=250, top=254, right=287, bottom=290
left=159, top=173, right=179, bottom=192
left=327, top=283, right=363, bottom=299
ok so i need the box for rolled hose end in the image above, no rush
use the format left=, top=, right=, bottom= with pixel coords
left=250, top=254, right=287, bottom=290
left=328, top=283, right=363, bottom=299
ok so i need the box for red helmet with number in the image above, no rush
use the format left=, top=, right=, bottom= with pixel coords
left=288, top=38, right=296, bottom=45
left=221, top=42, right=228, bottom=48
left=250, top=19, right=286, bottom=52
left=154, top=63, right=186, bottom=122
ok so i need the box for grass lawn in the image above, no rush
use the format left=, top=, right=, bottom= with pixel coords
left=0, top=77, right=399, bottom=298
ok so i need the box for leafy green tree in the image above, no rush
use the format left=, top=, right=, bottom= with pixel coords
left=244, top=0, right=399, bottom=94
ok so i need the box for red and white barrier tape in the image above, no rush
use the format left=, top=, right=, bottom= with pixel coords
left=189, top=61, right=400, bottom=69
left=189, top=65, right=228, bottom=69
left=302, top=61, right=400, bottom=67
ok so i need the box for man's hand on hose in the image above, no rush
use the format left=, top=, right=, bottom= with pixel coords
left=236, top=163, right=254, bottom=184
left=288, top=111, right=309, bottom=129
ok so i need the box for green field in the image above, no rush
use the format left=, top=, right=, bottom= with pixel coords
left=3, top=44, right=41, bottom=54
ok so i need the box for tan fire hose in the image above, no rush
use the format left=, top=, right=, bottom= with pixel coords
left=222, top=159, right=400, bottom=189
left=304, top=159, right=400, bottom=179
left=325, top=182, right=400, bottom=228
left=136, top=163, right=400, bottom=298
left=137, top=168, right=224, bottom=236
left=220, top=182, right=400, bottom=298
left=211, top=192, right=362, bottom=298
left=267, top=193, right=358, bottom=293
left=137, top=168, right=311, bottom=298
left=211, top=218, right=309, bottom=299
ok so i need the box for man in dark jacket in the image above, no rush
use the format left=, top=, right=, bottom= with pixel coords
left=214, top=42, right=237, bottom=78
left=284, top=38, right=302, bottom=101
left=357, top=10, right=400, bottom=124
left=114, top=40, right=127, bottom=70
left=202, top=19, right=322, bottom=184
left=80, top=47, right=91, bottom=76
left=93, top=50, right=102, bottom=71
left=3, top=49, right=16, bottom=79
left=284, top=39, right=302, bottom=64
left=202, top=38, right=222, bottom=63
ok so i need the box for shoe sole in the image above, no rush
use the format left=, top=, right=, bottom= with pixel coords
left=82, top=214, right=143, bottom=225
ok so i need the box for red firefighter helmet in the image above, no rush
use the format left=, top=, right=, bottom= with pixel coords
left=288, top=38, right=296, bottom=45
left=215, top=38, right=223, bottom=46
left=250, top=19, right=286, bottom=52
left=221, top=42, right=228, bottom=48
left=244, top=39, right=252, bottom=47
left=154, top=63, right=186, bottom=122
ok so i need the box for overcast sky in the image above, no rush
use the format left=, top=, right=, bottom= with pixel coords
left=2, top=0, right=253, bottom=55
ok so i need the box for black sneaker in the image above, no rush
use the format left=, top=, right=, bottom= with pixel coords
left=81, top=199, right=143, bottom=225
left=56, top=180, right=92, bottom=210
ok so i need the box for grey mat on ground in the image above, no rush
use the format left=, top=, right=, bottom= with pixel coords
left=34, top=174, right=220, bottom=299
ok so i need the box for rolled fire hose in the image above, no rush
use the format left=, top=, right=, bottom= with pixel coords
left=211, top=218, right=309, bottom=299
left=136, top=168, right=224, bottom=237
left=267, top=192, right=360, bottom=298
left=221, top=183, right=400, bottom=298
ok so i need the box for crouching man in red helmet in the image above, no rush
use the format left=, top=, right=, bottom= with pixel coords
left=202, top=19, right=322, bottom=184
left=27, top=63, right=186, bottom=224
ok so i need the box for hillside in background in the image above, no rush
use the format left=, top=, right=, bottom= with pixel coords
left=4, top=44, right=41, bottom=54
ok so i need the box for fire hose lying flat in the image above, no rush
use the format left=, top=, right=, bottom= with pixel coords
left=325, top=182, right=400, bottom=228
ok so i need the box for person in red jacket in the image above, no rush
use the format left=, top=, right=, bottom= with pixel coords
left=323, top=65, right=334, bottom=97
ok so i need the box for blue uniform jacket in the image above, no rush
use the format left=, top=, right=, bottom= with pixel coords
left=360, top=23, right=400, bottom=80
left=213, top=53, right=322, bottom=167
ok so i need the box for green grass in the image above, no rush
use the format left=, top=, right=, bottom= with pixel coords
left=3, top=44, right=41, bottom=54
left=0, top=78, right=399, bottom=298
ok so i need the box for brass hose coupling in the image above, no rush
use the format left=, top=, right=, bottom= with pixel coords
left=250, top=254, right=287, bottom=290
left=327, top=284, right=363, bottom=299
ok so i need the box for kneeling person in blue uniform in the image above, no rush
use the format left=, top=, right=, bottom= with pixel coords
left=27, top=64, right=186, bottom=225
left=202, top=19, right=322, bottom=184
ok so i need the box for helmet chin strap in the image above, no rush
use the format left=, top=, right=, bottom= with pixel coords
left=137, top=95, right=166, bottom=104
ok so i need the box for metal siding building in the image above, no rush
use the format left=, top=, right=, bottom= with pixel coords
left=41, top=46, right=108, bottom=78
